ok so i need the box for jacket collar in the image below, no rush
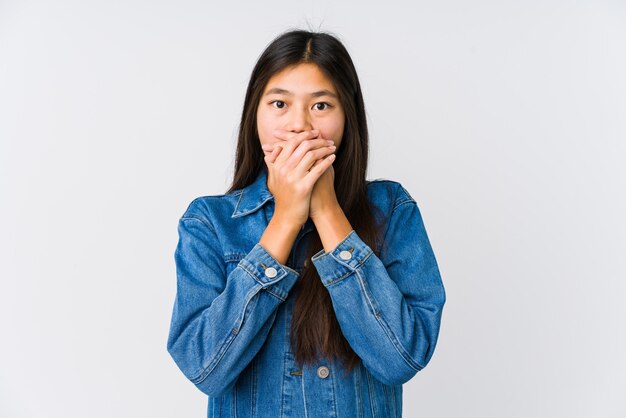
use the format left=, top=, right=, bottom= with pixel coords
left=231, top=167, right=274, bottom=218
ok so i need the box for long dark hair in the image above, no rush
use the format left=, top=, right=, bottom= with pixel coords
left=226, top=28, right=385, bottom=376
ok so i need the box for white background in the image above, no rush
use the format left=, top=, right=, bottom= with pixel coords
left=1, top=1, right=625, bottom=417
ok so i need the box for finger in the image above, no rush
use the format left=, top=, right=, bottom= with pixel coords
left=308, top=157, right=323, bottom=173
left=282, top=136, right=334, bottom=172
left=309, top=158, right=317, bottom=167
left=293, top=144, right=336, bottom=177
left=264, top=143, right=283, bottom=164
left=302, top=152, right=336, bottom=187
left=273, top=130, right=321, bottom=165
left=264, top=137, right=330, bottom=152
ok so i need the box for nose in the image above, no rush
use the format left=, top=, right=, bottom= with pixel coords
left=285, top=106, right=312, bottom=133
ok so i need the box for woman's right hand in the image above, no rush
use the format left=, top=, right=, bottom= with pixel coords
left=261, top=129, right=337, bottom=228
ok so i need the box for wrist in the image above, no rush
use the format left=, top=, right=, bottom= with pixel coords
left=311, top=206, right=353, bottom=253
left=310, top=202, right=342, bottom=223
left=269, top=212, right=304, bottom=234
left=259, top=214, right=301, bottom=265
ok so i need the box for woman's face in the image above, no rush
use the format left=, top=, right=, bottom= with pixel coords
left=256, top=62, right=345, bottom=151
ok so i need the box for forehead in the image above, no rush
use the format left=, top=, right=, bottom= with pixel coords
left=264, top=63, right=336, bottom=92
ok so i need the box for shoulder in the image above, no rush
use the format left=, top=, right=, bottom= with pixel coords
left=178, top=191, right=242, bottom=230
left=366, top=177, right=417, bottom=210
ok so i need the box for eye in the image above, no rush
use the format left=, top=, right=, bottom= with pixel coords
left=270, top=100, right=286, bottom=109
left=314, top=102, right=332, bottom=111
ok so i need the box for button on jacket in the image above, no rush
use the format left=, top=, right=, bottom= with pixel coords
left=166, top=167, right=446, bottom=417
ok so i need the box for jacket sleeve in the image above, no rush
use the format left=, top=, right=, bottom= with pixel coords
left=310, top=184, right=446, bottom=386
left=166, top=211, right=299, bottom=397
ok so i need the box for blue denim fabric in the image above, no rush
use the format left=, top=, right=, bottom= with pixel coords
left=166, top=166, right=446, bottom=417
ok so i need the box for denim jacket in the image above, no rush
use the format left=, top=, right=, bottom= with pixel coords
left=166, top=166, right=446, bottom=417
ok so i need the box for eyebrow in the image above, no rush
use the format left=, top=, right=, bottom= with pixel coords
left=263, top=87, right=338, bottom=99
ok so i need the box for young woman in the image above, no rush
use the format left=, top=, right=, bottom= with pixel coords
left=167, top=29, right=446, bottom=417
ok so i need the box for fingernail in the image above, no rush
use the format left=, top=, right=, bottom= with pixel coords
left=326, top=140, right=334, bottom=145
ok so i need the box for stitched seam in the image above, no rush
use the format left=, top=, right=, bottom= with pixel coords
left=224, top=253, right=246, bottom=262
left=238, top=264, right=290, bottom=302
left=311, top=230, right=356, bottom=262
left=383, top=385, right=391, bottom=417
left=301, top=368, right=309, bottom=418
left=323, top=270, right=354, bottom=287
left=234, top=194, right=274, bottom=217
left=331, top=365, right=339, bottom=418
left=366, top=369, right=377, bottom=417
left=233, top=380, right=238, bottom=418
left=279, top=349, right=286, bottom=417
left=323, top=250, right=374, bottom=287
left=394, top=183, right=416, bottom=206
left=234, top=189, right=245, bottom=215
left=392, top=198, right=416, bottom=212
left=354, top=267, right=424, bottom=372
left=379, top=197, right=417, bottom=266
left=251, top=356, right=257, bottom=418
left=383, top=200, right=417, bottom=245
left=239, top=263, right=274, bottom=287
left=263, top=286, right=287, bottom=301
left=356, top=364, right=363, bottom=418
left=180, top=214, right=218, bottom=234
left=190, top=286, right=258, bottom=384
left=256, top=243, right=301, bottom=277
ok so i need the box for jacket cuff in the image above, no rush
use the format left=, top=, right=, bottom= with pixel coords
left=239, top=243, right=299, bottom=300
left=310, top=230, right=373, bottom=286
